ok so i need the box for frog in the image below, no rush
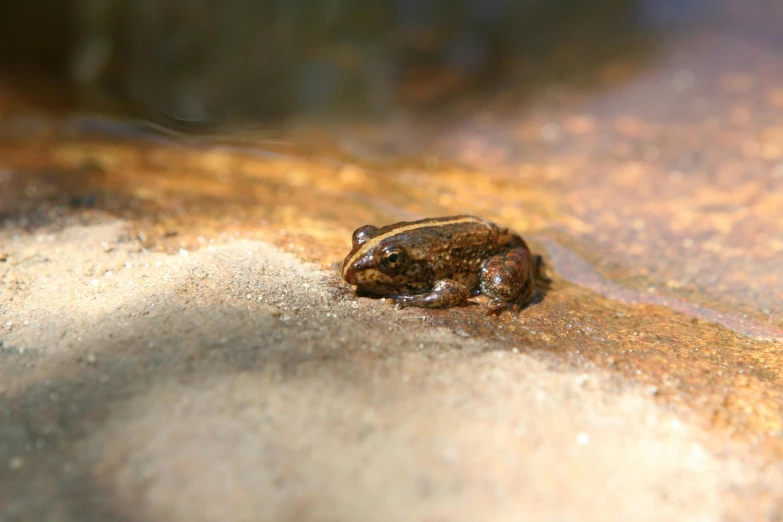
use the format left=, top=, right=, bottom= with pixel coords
left=341, top=215, right=544, bottom=314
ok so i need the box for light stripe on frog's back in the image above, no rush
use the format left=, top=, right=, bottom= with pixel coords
left=342, top=215, right=490, bottom=278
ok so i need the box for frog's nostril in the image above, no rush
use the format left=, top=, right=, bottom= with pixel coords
left=355, top=254, right=376, bottom=270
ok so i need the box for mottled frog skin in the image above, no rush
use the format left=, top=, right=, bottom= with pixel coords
left=342, top=215, right=543, bottom=314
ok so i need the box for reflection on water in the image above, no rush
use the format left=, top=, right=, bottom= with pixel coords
left=3, top=0, right=659, bottom=125
left=634, top=0, right=726, bottom=29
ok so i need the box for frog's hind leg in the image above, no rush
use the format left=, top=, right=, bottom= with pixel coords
left=480, top=246, right=537, bottom=315
left=486, top=298, right=511, bottom=315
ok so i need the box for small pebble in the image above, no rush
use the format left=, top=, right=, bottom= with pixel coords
left=9, top=457, right=24, bottom=471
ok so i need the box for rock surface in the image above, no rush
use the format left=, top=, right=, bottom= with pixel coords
left=0, top=222, right=758, bottom=521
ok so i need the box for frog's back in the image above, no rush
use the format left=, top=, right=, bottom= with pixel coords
left=373, top=215, right=492, bottom=237
left=395, top=216, right=501, bottom=281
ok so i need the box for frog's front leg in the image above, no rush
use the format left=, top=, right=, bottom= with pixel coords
left=480, top=246, right=536, bottom=315
left=394, top=279, right=470, bottom=309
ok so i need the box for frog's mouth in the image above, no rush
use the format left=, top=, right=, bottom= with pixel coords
left=354, top=278, right=427, bottom=296
left=353, top=280, right=408, bottom=295
left=356, top=285, right=422, bottom=299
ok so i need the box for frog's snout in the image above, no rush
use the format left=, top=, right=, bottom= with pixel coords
left=342, top=251, right=375, bottom=283
left=342, top=264, right=357, bottom=284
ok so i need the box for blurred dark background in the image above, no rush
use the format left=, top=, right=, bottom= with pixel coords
left=0, top=0, right=666, bottom=127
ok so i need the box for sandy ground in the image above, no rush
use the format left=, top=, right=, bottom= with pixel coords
left=0, top=217, right=762, bottom=521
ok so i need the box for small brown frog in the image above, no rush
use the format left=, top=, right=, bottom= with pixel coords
left=342, top=215, right=544, bottom=314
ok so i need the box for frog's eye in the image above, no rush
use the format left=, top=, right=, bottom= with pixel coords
left=352, top=225, right=378, bottom=246
left=380, top=246, right=407, bottom=273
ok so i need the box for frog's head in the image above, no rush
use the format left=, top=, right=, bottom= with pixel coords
left=342, top=224, right=416, bottom=294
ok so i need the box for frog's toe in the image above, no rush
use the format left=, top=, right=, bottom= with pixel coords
left=485, top=299, right=510, bottom=316
left=393, top=295, right=417, bottom=309
left=486, top=297, right=533, bottom=315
